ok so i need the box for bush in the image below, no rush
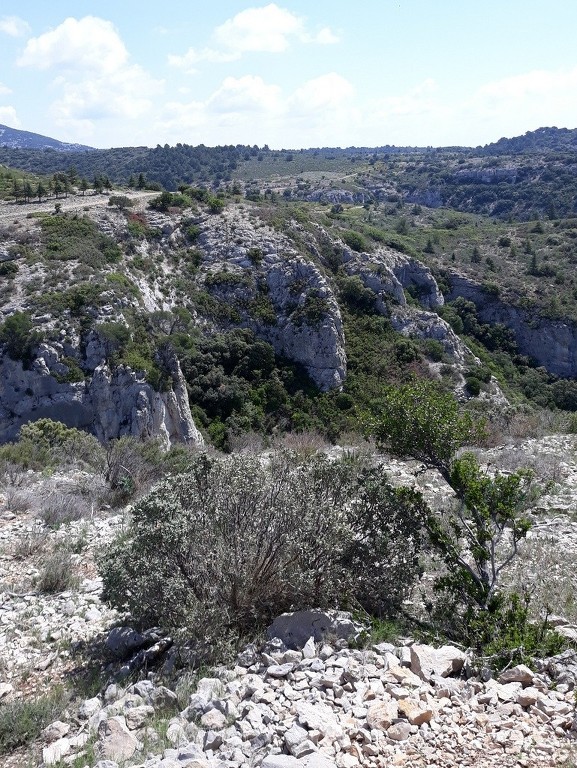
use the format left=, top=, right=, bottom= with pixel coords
left=342, top=230, right=368, bottom=253
left=36, top=550, right=78, bottom=593
left=0, top=311, right=41, bottom=364
left=0, top=689, right=67, bottom=754
left=99, top=452, right=424, bottom=659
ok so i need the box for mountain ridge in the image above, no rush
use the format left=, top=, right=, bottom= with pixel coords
left=0, top=123, right=94, bottom=152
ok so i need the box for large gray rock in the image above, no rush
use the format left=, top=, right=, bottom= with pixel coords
left=0, top=349, right=203, bottom=448
left=105, top=627, right=148, bottom=659
left=96, top=717, right=138, bottom=761
left=410, top=644, right=466, bottom=681
left=267, top=610, right=360, bottom=650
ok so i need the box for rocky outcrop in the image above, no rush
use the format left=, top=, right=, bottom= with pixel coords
left=448, top=274, right=577, bottom=377
left=341, top=245, right=444, bottom=311
left=0, top=345, right=203, bottom=447
left=197, top=209, right=346, bottom=391
left=389, top=306, right=466, bottom=363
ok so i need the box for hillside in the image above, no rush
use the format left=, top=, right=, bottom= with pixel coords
left=0, top=124, right=93, bottom=152
left=1, top=128, right=577, bottom=767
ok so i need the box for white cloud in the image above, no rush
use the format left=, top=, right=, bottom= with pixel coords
left=0, top=106, right=21, bottom=127
left=207, top=76, right=283, bottom=115
left=51, top=66, right=163, bottom=123
left=0, top=15, right=30, bottom=37
left=16, top=16, right=163, bottom=144
left=471, top=67, right=577, bottom=119
left=154, top=72, right=357, bottom=147
left=18, top=16, right=128, bottom=74
left=168, top=3, right=338, bottom=69
left=289, top=72, right=354, bottom=113
left=0, top=82, right=12, bottom=96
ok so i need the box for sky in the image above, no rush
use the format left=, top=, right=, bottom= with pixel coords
left=1, top=1, right=577, bottom=150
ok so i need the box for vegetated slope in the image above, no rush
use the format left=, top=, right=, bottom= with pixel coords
left=2, top=127, right=577, bottom=448
left=0, top=123, right=93, bottom=151
left=0, top=182, right=501, bottom=449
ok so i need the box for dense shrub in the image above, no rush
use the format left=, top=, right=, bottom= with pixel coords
left=99, top=452, right=424, bottom=657
left=0, top=311, right=41, bottom=364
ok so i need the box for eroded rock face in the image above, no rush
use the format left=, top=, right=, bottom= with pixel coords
left=448, top=273, right=577, bottom=377
left=0, top=346, right=203, bottom=448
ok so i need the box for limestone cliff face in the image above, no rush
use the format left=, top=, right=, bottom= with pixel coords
left=341, top=244, right=444, bottom=311
left=448, top=274, right=577, bottom=378
left=197, top=209, right=347, bottom=391
left=0, top=344, right=204, bottom=447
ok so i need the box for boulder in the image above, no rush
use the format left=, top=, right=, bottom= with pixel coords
left=410, top=644, right=466, bottom=681
left=96, top=717, right=138, bottom=761
left=267, top=610, right=361, bottom=650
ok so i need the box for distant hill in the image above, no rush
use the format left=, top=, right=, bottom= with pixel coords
left=0, top=124, right=94, bottom=152
left=482, top=126, right=577, bottom=154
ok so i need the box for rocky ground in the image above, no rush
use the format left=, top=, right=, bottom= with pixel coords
left=1, top=435, right=577, bottom=767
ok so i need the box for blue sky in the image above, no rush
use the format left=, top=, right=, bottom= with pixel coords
left=1, top=1, right=576, bottom=149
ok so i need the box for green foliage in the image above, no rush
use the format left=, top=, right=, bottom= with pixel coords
left=99, top=452, right=424, bottom=658
left=0, top=260, right=18, bottom=277
left=342, top=230, right=368, bottom=252
left=0, top=311, right=41, bottom=364
left=337, top=275, right=376, bottom=314
left=108, top=195, right=134, bottom=211
left=372, top=379, right=482, bottom=479
left=371, top=381, right=556, bottom=658
left=0, top=688, right=68, bottom=754
left=40, top=214, right=121, bottom=265
left=1, top=418, right=105, bottom=472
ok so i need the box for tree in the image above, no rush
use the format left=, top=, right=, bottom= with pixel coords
left=79, top=178, right=90, bottom=196
left=36, top=182, right=46, bottom=202
left=371, top=379, right=539, bottom=649
left=108, top=195, right=134, bottom=211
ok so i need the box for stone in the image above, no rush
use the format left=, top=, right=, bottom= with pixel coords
left=42, top=720, right=70, bottom=743
left=42, top=737, right=71, bottom=765
left=124, top=705, right=155, bottom=729
left=267, top=610, right=361, bottom=650
left=387, top=721, right=412, bottom=741
left=261, top=756, right=300, bottom=768
left=105, top=627, right=148, bottom=659
left=303, top=637, right=317, bottom=659
left=96, top=717, right=138, bottom=761
left=200, top=708, right=226, bottom=730
left=366, top=699, right=398, bottom=731
left=397, top=698, right=433, bottom=725
left=516, top=686, right=541, bottom=707
left=296, top=701, right=344, bottom=739
left=409, top=644, right=466, bottom=681
left=498, top=664, right=535, bottom=685
left=203, top=729, right=223, bottom=750
left=78, top=696, right=102, bottom=719
left=267, top=663, right=296, bottom=678
left=285, top=723, right=309, bottom=752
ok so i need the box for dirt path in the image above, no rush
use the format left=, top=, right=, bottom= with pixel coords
left=0, top=190, right=157, bottom=222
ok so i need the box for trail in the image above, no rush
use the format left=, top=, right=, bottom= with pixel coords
left=0, top=190, right=156, bottom=222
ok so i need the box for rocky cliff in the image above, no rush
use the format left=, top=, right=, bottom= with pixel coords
left=448, top=274, right=577, bottom=378
left=0, top=200, right=507, bottom=444
left=0, top=343, right=204, bottom=447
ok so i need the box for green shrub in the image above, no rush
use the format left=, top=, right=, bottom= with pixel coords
left=0, top=260, right=18, bottom=277
left=342, top=230, right=368, bottom=253
left=0, top=311, right=41, bottom=364
left=99, top=452, right=424, bottom=658
left=0, top=688, right=68, bottom=754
